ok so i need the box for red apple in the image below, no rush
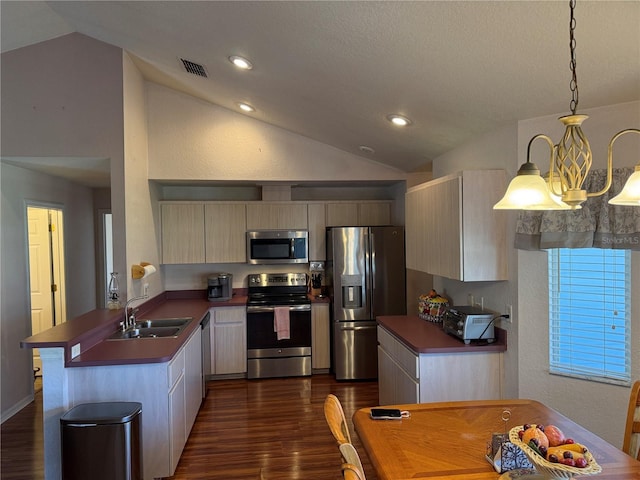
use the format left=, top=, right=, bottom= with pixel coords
left=544, top=425, right=566, bottom=447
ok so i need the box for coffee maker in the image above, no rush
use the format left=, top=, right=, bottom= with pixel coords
left=208, top=273, right=233, bottom=301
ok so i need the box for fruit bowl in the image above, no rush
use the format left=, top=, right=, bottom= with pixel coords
left=508, top=426, right=602, bottom=479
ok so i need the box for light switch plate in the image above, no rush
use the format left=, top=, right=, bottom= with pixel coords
left=71, top=343, right=81, bottom=358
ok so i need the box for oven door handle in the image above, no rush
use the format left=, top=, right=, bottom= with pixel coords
left=247, top=304, right=311, bottom=313
left=339, top=325, right=377, bottom=331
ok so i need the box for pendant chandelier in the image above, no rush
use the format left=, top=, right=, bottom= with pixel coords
left=494, top=0, right=640, bottom=210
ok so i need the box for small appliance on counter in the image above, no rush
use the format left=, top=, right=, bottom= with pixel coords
left=443, top=306, right=495, bottom=344
left=208, top=272, right=232, bottom=301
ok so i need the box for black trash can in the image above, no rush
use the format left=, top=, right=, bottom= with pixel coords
left=60, top=402, right=142, bottom=480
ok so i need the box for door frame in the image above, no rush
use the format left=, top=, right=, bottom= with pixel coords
left=25, top=201, right=67, bottom=377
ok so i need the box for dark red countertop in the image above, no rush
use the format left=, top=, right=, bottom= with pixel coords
left=21, top=290, right=248, bottom=367
left=377, top=315, right=507, bottom=354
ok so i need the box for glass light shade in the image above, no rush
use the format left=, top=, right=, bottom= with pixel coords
left=494, top=168, right=571, bottom=210
left=609, top=167, right=640, bottom=205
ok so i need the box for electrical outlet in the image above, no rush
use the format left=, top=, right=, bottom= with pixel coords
left=505, top=304, right=513, bottom=323
left=143, top=283, right=149, bottom=296
left=71, top=343, right=81, bottom=358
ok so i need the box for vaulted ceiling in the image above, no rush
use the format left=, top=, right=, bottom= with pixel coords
left=2, top=1, right=639, bottom=177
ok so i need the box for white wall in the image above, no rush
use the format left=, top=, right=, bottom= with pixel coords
left=0, top=33, right=124, bottom=421
left=0, top=163, right=97, bottom=421
left=517, top=101, right=640, bottom=448
left=146, top=83, right=407, bottom=183
left=122, top=52, right=163, bottom=301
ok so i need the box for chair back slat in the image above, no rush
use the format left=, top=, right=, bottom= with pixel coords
left=324, top=394, right=352, bottom=445
left=339, top=442, right=365, bottom=478
left=623, top=380, right=640, bottom=460
left=342, top=463, right=366, bottom=480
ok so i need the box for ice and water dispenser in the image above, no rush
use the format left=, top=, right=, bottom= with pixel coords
left=341, top=275, right=363, bottom=308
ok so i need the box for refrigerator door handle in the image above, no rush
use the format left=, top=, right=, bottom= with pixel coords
left=370, top=231, right=376, bottom=290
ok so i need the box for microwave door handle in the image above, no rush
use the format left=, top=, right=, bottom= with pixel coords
left=291, top=239, right=295, bottom=259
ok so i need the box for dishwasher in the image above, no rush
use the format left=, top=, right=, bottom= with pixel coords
left=200, top=311, right=211, bottom=397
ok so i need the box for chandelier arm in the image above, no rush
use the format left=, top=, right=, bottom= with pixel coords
left=527, top=134, right=559, bottom=194
left=588, top=129, right=640, bottom=198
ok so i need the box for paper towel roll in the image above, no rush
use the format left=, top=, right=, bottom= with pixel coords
left=141, top=264, right=156, bottom=278
left=131, top=263, right=157, bottom=279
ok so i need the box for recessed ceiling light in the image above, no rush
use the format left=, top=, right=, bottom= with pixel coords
left=359, top=145, right=375, bottom=154
left=387, top=114, right=412, bottom=126
left=228, top=55, right=253, bottom=70
left=238, top=102, right=255, bottom=112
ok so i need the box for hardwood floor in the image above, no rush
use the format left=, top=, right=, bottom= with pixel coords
left=1, top=375, right=379, bottom=480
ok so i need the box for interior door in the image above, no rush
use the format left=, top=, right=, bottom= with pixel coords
left=27, top=207, right=54, bottom=374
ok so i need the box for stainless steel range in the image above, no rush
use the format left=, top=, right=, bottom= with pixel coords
left=246, top=273, right=312, bottom=379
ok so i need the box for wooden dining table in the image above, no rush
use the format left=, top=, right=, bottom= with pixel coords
left=353, top=399, right=640, bottom=480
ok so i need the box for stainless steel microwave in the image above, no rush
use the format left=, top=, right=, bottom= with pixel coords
left=246, top=230, right=309, bottom=264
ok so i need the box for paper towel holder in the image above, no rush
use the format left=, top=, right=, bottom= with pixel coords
left=131, top=262, right=156, bottom=279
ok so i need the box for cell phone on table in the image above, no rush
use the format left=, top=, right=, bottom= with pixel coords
left=370, top=408, right=402, bottom=420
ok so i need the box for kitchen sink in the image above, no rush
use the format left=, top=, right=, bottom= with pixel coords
left=107, top=317, right=193, bottom=340
left=135, top=317, right=193, bottom=329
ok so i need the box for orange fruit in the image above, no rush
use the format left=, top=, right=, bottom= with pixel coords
left=522, top=426, right=549, bottom=449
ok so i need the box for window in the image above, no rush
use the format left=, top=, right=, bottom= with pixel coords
left=548, top=248, right=630, bottom=385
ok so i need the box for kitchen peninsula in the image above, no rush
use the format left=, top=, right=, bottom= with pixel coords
left=22, top=291, right=245, bottom=480
left=377, top=315, right=507, bottom=405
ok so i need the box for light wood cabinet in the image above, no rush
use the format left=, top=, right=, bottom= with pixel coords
left=168, top=360, right=186, bottom=472
left=377, top=325, right=503, bottom=405
left=326, top=202, right=359, bottom=226
left=161, top=203, right=205, bottom=264
left=358, top=201, right=391, bottom=225
left=161, top=202, right=247, bottom=264
left=311, top=303, right=330, bottom=371
left=210, top=306, right=246, bottom=375
left=204, top=203, right=246, bottom=263
left=246, top=202, right=308, bottom=230
left=67, top=325, right=203, bottom=479
left=326, top=201, right=392, bottom=227
left=377, top=326, right=419, bottom=405
left=307, top=203, right=327, bottom=261
left=184, top=324, right=203, bottom=434
left=405, top=170, right=507, bottom=281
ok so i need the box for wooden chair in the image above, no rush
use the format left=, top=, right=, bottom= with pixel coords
left=342, top=463, right=366, bottom=480
left=623, top=380, right=640, bottom=460
left=324, top=394, right=352, bottom=445
left=339, top=443, right=366, bottom=479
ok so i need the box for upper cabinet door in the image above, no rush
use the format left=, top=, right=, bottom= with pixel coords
left=246, top=203, right=308, bottom=230
left=205, top=203, right=247, bottom=263
left=161, top=203, right=205, bottom=264
left=326, top=201, right=392, bottom=227
left=405, top=170, right=506, bottom=282
left=358, top=202, right=391, bottom=226
left=325, top=203, right=358, bottom=226
left=307, top=203, right=327, bottom=261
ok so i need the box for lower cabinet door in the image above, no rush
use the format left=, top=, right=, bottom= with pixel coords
left=214, top=324, right=246, bottom=374
left=377, top=346, right=395, bottom=405
left=396, top=365, right=420, bottom=405
left=169, top=373, right=186, bottom=473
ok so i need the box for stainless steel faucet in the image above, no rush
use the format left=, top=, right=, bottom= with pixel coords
left=123, top=295, right=149, bottom=329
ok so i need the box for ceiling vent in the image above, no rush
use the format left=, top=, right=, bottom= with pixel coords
left=180, top=58, right=208, bottom=78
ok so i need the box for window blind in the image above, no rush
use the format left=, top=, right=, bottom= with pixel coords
left=548, top=248, right=630, bottom=385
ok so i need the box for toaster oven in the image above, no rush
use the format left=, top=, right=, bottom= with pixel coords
left=443, top=306, right=495, bottom=344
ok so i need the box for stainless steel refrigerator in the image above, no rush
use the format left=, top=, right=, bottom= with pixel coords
left=326, top=226, right=406, bottom=380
